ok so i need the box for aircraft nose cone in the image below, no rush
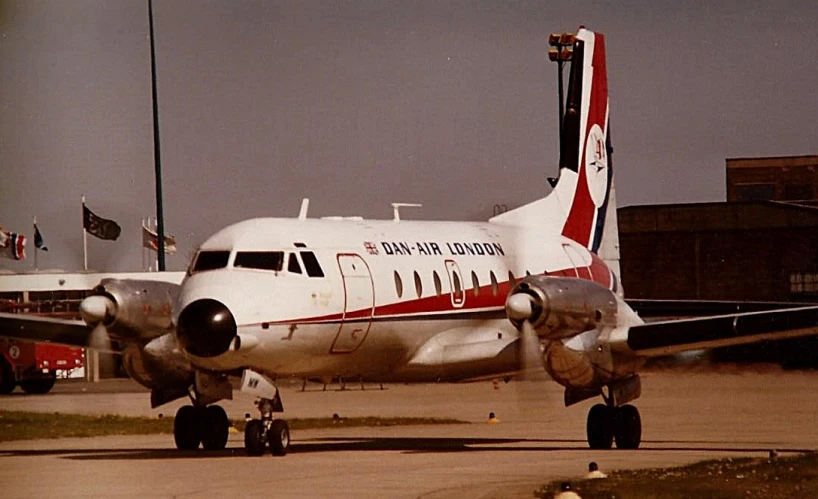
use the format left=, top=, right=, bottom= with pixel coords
left=176, top=299, right=237, bottom=358
left=80, top=295, right=115, bottom=325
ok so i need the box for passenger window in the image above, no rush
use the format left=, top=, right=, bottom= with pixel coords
left=191, top=251, right=230, bottom=273
left=288, top=253, right=302, bottom=274
left=471, top=271, right=480, bottom=297
left=234, top=251, right=284, bottom=271
left=490, top=271, right=498, bottom=296
left=300, top=251, right=325, bottom=278
left=508, top=271, right=516, bottom=286
left=414, top=271, right=423, bottom=297
left=525, top=270, right=531, bottom=277
left=433, top=271, right=442, bottom=296
left=452, top=272, right=462, bottom=294
left=394, top=271, right=403, bottom=298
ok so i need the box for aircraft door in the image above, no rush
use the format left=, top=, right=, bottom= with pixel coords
left=331, top=254, right=375, bottom=353
left=444, top=259, right=466, bottom=308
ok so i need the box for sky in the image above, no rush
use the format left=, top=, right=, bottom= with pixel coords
left=1, top=0, right=817, bottom=272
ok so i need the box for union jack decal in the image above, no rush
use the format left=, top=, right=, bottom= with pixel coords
left=364, top=242, right=379, bottom=255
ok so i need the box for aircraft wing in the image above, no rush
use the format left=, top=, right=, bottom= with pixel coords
left=624, top=305, right=818, bottom=357
left=0, top=311, right=96, bottom=349
left=626, top=299, right=811, bottom=319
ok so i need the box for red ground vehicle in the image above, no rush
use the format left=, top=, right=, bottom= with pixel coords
left=0, top=338, right=84, bottom=394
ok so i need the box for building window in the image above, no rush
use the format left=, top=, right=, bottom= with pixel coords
left=414, top=271, right=423, bottom=298
left=433, top=271, right=442, bottom=296
left=791, top=273, right=818, bottom=293
left=394, top=271, right=403, bottom=298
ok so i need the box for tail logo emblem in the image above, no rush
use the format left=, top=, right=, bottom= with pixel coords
left=584, top=124, right=609, bottom=208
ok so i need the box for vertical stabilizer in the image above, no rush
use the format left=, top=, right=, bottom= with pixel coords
left=491, top=28, right=617, bottom=266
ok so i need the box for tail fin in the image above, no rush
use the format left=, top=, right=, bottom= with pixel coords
left=490, top=28, right=616, bottom=261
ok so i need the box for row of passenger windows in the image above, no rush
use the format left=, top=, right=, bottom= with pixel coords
left=393, top=269, right=533, bottom=299
left=191, top=250, right=325, bottom=278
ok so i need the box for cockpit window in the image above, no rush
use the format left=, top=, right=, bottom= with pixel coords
left=191, top=251, right=230, bottom=273
left=288, top=253, right=302, bottom=274
left=234, top=251, right=285, bottom=271
left=299, top=251, right=325, bottom=278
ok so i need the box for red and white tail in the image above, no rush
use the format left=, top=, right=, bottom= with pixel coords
left=490, top=28, right=618, bottom=270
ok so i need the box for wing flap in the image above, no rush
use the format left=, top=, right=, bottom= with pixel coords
left=0, top=312, right=95, bottom=349
left=626, top=306, right=818, bottom=357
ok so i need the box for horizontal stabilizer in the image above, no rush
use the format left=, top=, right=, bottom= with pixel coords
left=625, top=306, right=818, bottom=357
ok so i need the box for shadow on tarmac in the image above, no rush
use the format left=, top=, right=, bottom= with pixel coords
left=1, top=436, right=811, bottom=461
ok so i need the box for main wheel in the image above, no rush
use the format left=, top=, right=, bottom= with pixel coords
left=174, top=405, right=202, bottom=450
left=614, top=404, right=642, bottom=449
left=586, top=403, right=614, bottom=449
left=268, top=419, right=290, bottom=456
left=244, top=419, right=266, bottom=456
left=201, top=405, right=230, bottom=450
left=19, top=375, right=56, bottom=394
left=0, top=358, right=15, bottom=394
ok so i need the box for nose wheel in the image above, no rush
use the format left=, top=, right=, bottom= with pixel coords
left=586, top=403, right=641, bottom=449
left=244, top=396, right=290, bottom=456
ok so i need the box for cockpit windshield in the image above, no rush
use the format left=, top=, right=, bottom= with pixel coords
left=234, top=251, right=285, bottom=271
left=190, top=251, right=230, bottom=273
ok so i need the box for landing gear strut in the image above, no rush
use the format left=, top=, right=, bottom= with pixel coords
left=173, top=404, right=230, bottom=451
left=245, top=395, right=290, bottom=456
left=586, top=402, right=641, bottom=449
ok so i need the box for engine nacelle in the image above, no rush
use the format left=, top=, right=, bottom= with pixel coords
left=121, top=334, right=193, bottom=392
left=80, top=278, right=180, bottom=341
left=506, top=276, right=618, bottom=340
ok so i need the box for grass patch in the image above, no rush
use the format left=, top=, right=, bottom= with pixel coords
left=536, top=453, right=818, bottom=499
left=0, top=411, right=466, bottom=442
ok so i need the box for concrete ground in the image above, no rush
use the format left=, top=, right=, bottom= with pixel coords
left=1, top=368, right=817, bottom=498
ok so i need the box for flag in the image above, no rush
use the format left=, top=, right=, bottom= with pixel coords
left=83, top=204, right=121, bottom=241
left=142, top=224, right=177, bottom=254
left=0, top=229, right=26, bottom=260
left=34, top=223, right=48, bottom=251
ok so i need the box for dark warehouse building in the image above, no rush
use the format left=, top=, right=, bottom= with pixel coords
left=619, top=155, right=818, bottom=367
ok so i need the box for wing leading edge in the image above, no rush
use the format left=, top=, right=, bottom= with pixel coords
left=0, top=312, right=97, bottom=350
left=624, top=305, right=818, bottom=357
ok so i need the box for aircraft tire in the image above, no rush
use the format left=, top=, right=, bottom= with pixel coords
left=245, top=419, right=266, bottom=456
left=174, top=405, right=202, bottom=450
left=586, top=403, right=614, bottom=449
left=614, top=404, right=642, bottom=449
left=19, top=375, right=56, bottom=394
left=0, top=358, right=16, bottom=394
left=201, top=405, right=229, bottom=451
left=268, top=419, right=290, bottom=457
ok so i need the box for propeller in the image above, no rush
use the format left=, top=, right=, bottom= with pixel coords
left=79, top=294, right=118, bottom=375
left=505, top=285, right=546, bottom=380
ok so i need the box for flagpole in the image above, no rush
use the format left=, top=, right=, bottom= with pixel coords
left=82, top=195, right=88, bottom=271
left=148, top=0, right=166, bottom=271
left=32, top=216, right=38, bottom=271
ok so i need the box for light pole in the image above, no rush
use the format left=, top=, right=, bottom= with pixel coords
left=548, top=32, right=575, bottom=155
left=148, top=0, right=166, bottom=270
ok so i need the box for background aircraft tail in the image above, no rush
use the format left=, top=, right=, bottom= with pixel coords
left=490, top=28, right=619, bottom=274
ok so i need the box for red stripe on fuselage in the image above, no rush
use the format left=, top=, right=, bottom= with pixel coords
left=265, top=262, right=614, bottom=325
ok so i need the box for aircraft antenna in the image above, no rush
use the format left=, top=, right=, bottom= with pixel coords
left=391, top=203, right=422, bottom=221
left=298, top=198, right=310, bottom=220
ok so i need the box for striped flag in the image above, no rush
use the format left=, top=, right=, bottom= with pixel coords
left=0, top=228, right=26, bottom=260
left=142, top=223, right=177, bottom=254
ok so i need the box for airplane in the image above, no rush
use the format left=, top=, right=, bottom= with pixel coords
left=3, top=26, right=818, bottom=456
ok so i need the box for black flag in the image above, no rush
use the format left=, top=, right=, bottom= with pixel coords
left=83, top=205, right=121, bottom=241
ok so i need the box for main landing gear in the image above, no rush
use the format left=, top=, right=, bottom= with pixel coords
left=173, top=405, right=230, bottom=451
left=586, top=403, right=642, bottom=449
left=244, top=395, right=290, bottom=456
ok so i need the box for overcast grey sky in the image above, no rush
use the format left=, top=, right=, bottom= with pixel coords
left=1, top=0, right=817, bottom=272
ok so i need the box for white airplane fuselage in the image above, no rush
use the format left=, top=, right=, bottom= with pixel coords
left=176, top=217, right=620, bottom=383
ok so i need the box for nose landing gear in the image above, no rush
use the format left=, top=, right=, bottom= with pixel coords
left=244, top=396, right=290, bottom=456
